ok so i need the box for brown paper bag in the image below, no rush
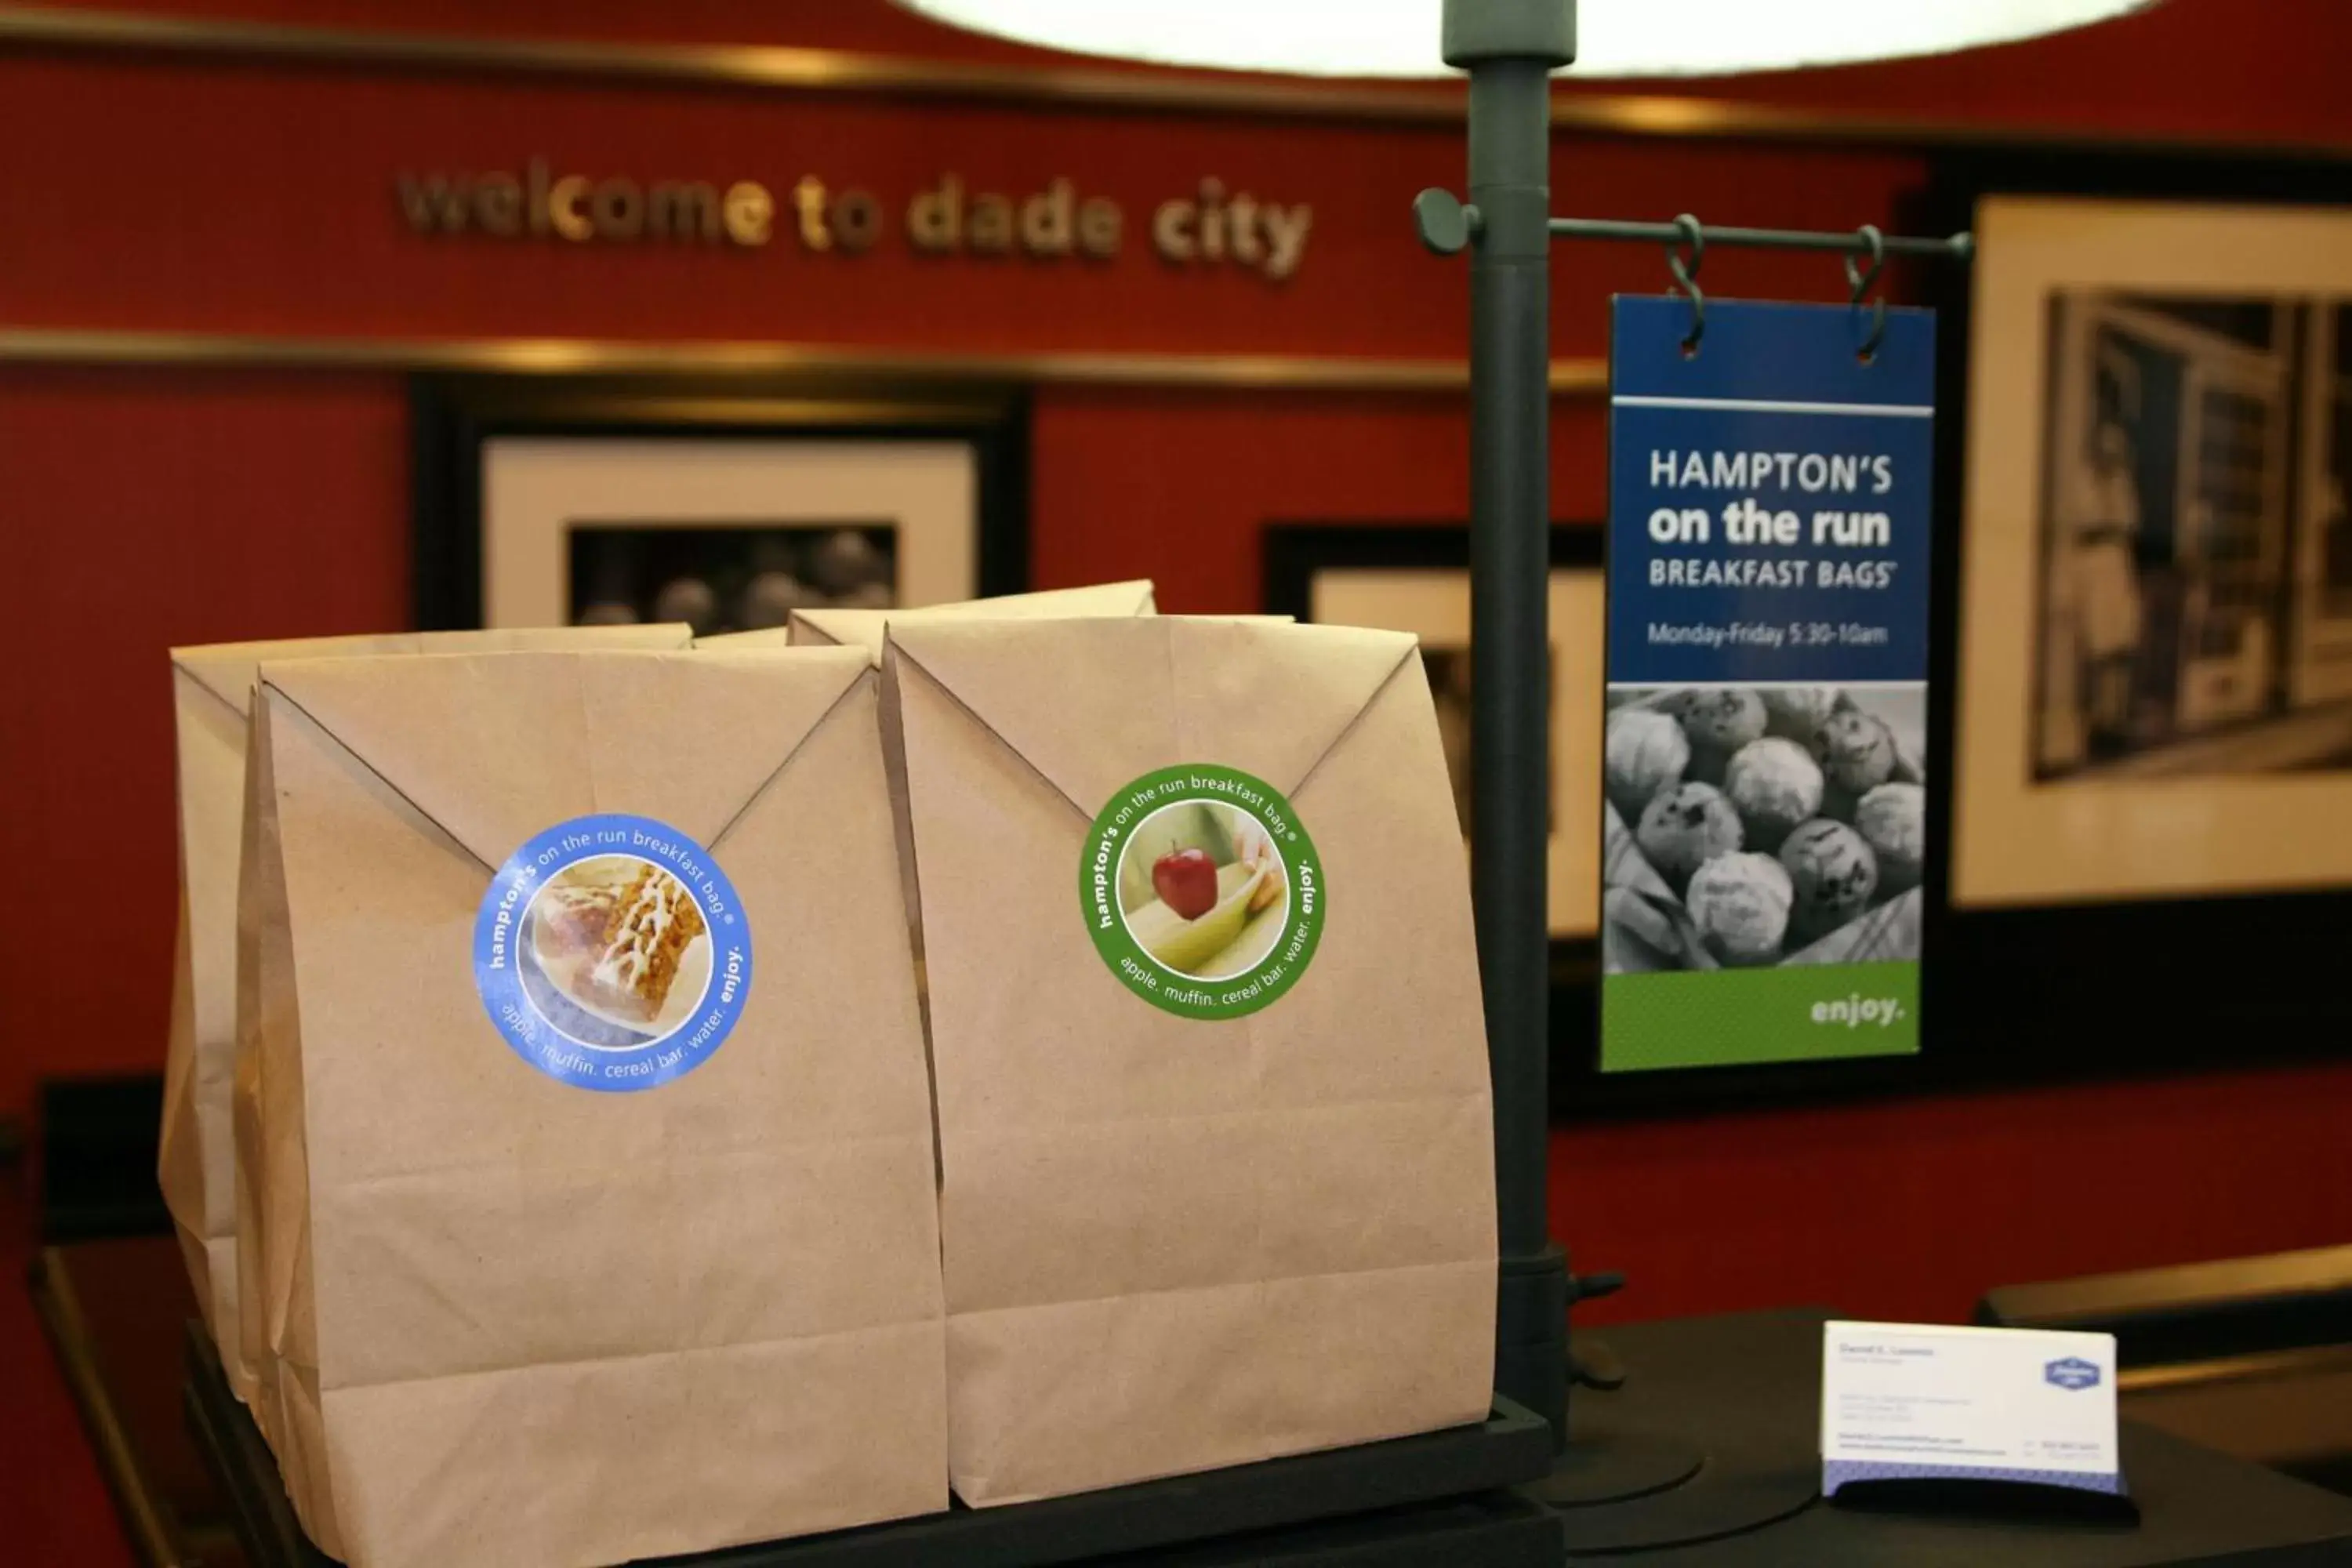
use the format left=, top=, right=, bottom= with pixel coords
left=884, top=616, right=1497, bottom=1505
left=238, top=647, right=946, bottom=1567
left=161, top=626, right=688, bottom=1414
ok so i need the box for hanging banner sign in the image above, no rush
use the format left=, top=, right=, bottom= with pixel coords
left=1601, top=296, right=1932, bottom=1073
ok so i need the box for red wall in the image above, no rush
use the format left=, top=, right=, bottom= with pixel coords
left=0, top=366, right=411, bottom=1103
left=0, top=53, right=1925, bottom=358
left=3, top=2, right=2350, bottom=1327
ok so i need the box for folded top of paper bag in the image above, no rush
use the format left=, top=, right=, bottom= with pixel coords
left=253, top=644, right=863, bottom=873
left=700, top=581, right=1158, bottom=660
left=887, top=614, right=1414, bottom=816
left=171, top=625, right=692, bottom=717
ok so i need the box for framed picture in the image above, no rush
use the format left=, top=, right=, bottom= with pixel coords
left=1268, top=166, right=2352, bottom=1116
left=412, top=376, right=1029, bottom=632
left=1265, top=524, right=1714, bottom=1110
left=1952, top=197, right=2352, bottom=906
left=1900, top=154, right=2352, bottom=1102
left=1261, top=524, right=1604, bottom=942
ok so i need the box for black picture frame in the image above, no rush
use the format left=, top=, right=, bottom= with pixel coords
left=1262, top=521, right=1603, bottom=633
left=1268, top=390, right=2352, bottom=1122
left=1272, top=162, right=2352, bottom=1122
left=410, top=372, right=1030, bottom=630
left=1265, top=523, right=1663, bottom=1117
left=1889, top=149, right=2352, bottom=1113
left=1264, top=525, right=1604, bottom=913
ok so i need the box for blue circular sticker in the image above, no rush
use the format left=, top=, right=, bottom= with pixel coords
left=473, top=813, right=751, bottom=1092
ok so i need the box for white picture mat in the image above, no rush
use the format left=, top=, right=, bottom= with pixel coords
left=481, top=437, right=978, bottom=629
left=1310, top=567, right=1602, bottom=937
left=1956, top=197, right=2352, bottom=906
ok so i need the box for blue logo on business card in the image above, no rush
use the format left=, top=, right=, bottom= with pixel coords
left=2044, top=1356, right=2102, bottom=1392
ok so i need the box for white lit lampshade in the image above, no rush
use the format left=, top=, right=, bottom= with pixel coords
left=893, top=0, right=2153, bottom=79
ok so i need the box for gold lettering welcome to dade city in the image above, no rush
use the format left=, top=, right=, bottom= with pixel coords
left=393, top=159, right=1312, bottom=281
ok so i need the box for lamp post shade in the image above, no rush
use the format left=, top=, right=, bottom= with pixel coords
left=894, top=0, right=2153, bottom=78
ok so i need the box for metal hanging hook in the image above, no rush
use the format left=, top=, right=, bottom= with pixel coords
left=1666, top=213, right=1705, bottom=354
left=1845, top=223, right=1888, bottom=361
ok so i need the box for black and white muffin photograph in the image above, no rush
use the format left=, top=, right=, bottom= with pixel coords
left=1602, top=684, right=1926, bottom=974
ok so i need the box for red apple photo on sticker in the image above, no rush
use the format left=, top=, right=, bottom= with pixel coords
left=1151, top=848, right=1218, bottom=920
left=1117, top=799, right=1290, bottom=982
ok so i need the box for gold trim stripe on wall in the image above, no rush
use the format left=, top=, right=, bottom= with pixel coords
left=0, top=326, right=1614, bottom=394
left=2, top=3, right=2348, bottom=156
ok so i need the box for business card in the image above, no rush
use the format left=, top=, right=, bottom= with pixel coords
left=1822, top=1320, right=2122, bottom=1496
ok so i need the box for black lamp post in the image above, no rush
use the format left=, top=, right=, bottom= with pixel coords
left=1443, top=0, right=1582, bottom=1451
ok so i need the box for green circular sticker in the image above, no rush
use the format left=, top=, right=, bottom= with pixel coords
left=1082, top=764, right=1323, bottom=1019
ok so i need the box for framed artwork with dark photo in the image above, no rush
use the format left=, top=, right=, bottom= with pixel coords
left=1265, top=524, right=1669, bottom=1105
left=1262, top=524, right=1602, bottom=938
left=1268, top=525, right=1947, bottom=1114
left=1910, top=153, right=2352, bottom=1094
left=1951, top=198, right=2352, bottom=905
left=568, top=522, right=899, bottom=633
left=411, top=376, right=1029, bottom=633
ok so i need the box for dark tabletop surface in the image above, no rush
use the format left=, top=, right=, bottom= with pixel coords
left=31, top=1232, right=2352, bottom=1567
left=1558, top=1308, right=2352, bottom=1564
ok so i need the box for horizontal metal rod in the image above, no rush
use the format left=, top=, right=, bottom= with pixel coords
left=1549, top=216, right=1972, bottom=260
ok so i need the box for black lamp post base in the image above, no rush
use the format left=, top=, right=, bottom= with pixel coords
left=1544, top=1430, right=1816, bottom=1555
left=1531, top=1315, right=1830, bottom=1555
left=1532, top=1429, right=1704, bottom=1510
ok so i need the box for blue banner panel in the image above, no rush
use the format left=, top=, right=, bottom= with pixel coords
left=1606, top=297, right=1934, bottom=687
left=1602, top=296, right=1934, bottom=1073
